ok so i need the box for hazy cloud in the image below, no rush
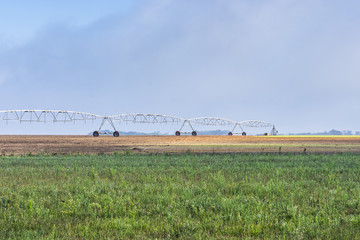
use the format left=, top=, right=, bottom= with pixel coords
left=0, top=0, right=360, bottom=132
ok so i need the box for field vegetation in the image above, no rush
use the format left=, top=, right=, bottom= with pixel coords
left=1, top=153, right=360, bottom=239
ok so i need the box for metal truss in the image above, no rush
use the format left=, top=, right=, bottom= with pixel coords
left=101, top=113, right=184, bottom=137
left=229, top=123, right=245, bottom=136
left=175, top=117, right=237, bottom=136
left=188, top=117, right=235, bottom=126
left=176, top=120, right=196, bottom=136
left=0, top=110, right=277, bottom=137
left=0, top=110, right=101, bottom=123
left=182, top=119, right=276, bottom=136
left=109, top=113, right=183, bottom=124
left=239, top=120, right=274, bottom=128
left=233, top=120, right=277, bottom=136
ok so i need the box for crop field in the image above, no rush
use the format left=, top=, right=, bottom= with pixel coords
left=0, top=135, right=360, bottom=155
left=1, top=153, right=360, bottom=239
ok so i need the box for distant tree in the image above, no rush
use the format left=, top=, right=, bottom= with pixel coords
left=343, top=130, right=352, bottom=135
left=328, top=129, right=342, bottom=135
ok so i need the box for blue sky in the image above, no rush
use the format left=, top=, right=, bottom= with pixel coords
left=0, top=0, right=359, bottom=134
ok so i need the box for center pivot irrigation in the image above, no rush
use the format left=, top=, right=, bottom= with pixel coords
left=0, top=110, right=278, bottom=137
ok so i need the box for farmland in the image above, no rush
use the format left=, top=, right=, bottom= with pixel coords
left=1, top=153, right=360, bottom=239
left=1, top=136, right=360, bottom=238
left=0, top=135, right=359, bottom=155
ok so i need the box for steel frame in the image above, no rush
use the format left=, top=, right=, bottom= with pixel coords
left=177, top=117, right=237, bottom=136
left=239, top=120, right=273, bottom=128
left=235, top=120, right=277, bottom=136
left=189, top=117, right=235, bottom=126
left=109, top=113, right=183, bottom=124
left=0, top=110, right=101, bottom=123
left=229, top=123, right=245, bottom=135
left=0, top=110, right=277, bottom=136
left=177, top=120, right=196, bottom=135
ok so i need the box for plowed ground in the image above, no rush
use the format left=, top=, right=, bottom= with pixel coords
left=0, top=135, right=359, bottom=155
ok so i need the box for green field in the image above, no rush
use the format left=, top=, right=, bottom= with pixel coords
left=1, top=153, right=360, bottom=239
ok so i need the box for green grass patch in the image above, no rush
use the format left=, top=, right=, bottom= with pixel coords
left=1, top=153, right=360, bottom=239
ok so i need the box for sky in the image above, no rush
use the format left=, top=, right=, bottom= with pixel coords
left=0, top=0, right=359, bottom=134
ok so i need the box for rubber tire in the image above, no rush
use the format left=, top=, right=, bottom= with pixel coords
left=113, top=131, right=120, bottom=137
left=192, top=131, right=197, bottom=136
left=264, top=133, right=269, bottom=136
left=242, top=132, right=247, bottom=136
left=93, top=131, right=100, bottom=137
left=175, top=131, right=181, bottom=136
left=228, top=132, right=233, bottom=136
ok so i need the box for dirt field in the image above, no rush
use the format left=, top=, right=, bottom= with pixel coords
left=0, top=135, right=360, bottom=155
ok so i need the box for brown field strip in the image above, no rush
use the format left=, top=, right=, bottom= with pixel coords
left=0, top=135, right=359, bottom=155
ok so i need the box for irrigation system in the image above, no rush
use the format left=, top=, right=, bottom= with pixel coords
left=0, top=110, right=278, bottom=137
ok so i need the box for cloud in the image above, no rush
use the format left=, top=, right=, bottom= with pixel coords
left=0, top=69, right=9, bottom=84
left=0, top=0, right=360, bottom=132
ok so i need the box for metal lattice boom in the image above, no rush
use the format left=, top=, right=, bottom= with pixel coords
left=188, top=117, right=235, bottom=126
left=0, top=110, right=277, bottom=136
left=109, top=113, right=183, bottom=124
left=0, top=110, right=101, bottom=123
left=239, top=120, right=274, bottom=128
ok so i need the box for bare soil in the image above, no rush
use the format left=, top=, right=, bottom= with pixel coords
left=0, top=135, right=359, bottom=155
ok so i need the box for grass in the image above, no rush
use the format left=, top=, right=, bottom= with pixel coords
left=1, top=153, right=360, bottom=239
